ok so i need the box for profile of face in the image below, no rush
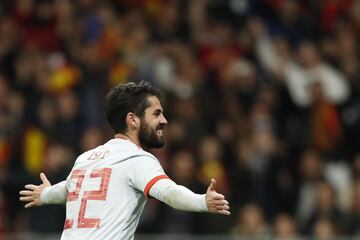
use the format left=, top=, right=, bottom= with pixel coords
left=139, top=95, right=168, bottom=148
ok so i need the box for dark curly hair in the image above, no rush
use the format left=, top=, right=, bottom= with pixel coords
left=105, top=81, right=161, bottom=133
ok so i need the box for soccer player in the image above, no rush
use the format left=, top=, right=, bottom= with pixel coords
left=19, top=81, right=230, bottom=240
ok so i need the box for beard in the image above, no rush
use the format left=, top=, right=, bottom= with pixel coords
left=139, top=122, right=165, bottom=149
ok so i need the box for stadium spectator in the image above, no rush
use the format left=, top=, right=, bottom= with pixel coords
left=0, top=0, right=357, bottom=238
left=231, top=203, right=271, bottom=239
left=303, top=181, right=344, bottom=235
left=272, top=213, right=299, bottom=240
left=344, top=179, right=360, bottom=236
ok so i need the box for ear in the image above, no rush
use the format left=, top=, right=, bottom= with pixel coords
left=125, top=112, right=140, bottom=130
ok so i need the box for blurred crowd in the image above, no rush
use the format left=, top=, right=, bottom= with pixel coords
left=0, top=0, right=360, bottom=239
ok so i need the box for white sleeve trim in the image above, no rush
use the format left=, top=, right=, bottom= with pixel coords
left=40, top=181, right=67, bottom=205
left=149, top=178, right=208, bottom=212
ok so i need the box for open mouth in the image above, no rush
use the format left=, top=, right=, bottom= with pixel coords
left=156, top=125, right=165, bottom=136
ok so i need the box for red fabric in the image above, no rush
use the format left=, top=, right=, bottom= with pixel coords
left=311, top=101, right=343, bottom=152
left=320, top=0, right=352, bottom=32
left=22, top=24, right=59, bottom=51
left=144, top=174, right=169, bottom=197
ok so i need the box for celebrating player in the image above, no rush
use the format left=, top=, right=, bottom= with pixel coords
left=19, top=81, right=230, bottom=240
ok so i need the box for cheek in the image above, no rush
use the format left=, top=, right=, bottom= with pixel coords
left=149, top=120, right=159, bottom=128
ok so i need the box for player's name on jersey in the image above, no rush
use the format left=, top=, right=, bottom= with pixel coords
left=87, top=151, right=110, bottom=160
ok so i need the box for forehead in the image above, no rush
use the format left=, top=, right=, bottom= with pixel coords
left=145, top=95, right=163, bottom=111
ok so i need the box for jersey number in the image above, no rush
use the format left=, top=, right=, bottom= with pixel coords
left=64, top=168, right=112, bottom=229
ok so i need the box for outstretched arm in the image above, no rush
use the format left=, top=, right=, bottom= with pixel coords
left=149, top=178, right=230, bottom=215
left=19, top=173, right=67, bottom=208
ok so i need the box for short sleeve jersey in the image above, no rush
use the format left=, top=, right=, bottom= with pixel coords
left=60, top=138, right=168, bottom=240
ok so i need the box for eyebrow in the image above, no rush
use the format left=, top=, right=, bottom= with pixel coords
left=153, top=108, right=163, bottom=114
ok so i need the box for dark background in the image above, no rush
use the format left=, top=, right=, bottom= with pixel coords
left=0, top=0, right=359, bottom=239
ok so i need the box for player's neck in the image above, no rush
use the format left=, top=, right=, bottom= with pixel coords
left=114, top=132, right=141, bottom=147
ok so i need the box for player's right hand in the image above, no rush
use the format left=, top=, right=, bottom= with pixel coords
left=19, top=172, right=51, bottom=208
left=205, top=178, right=230, bottom=215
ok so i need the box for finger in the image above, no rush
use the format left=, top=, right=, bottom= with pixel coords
left=216, top=200, right=229, bottom=205
left=25, top=184, right=37, bottom=190
left=218, top=209, right=231, bottom=215
left=20, top=196, right=34, bottom=202
left=40, top=172, right=51, bottom=185
left=213, top=194, right=225, bottom=200
left=216, top=205, right=230, bottom=211
left=19, top=190, right=34, bottom=196
left=25, top=202, right=36, bottom=208
left=208, top=178, right=216, bottom=191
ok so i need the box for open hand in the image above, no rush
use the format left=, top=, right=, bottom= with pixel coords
left=205, top=178, right=230, bottom=215
left=19, top=172, right=51, bottom=208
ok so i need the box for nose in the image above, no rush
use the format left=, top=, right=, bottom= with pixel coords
left=160, top=114, right=168, bottom=125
